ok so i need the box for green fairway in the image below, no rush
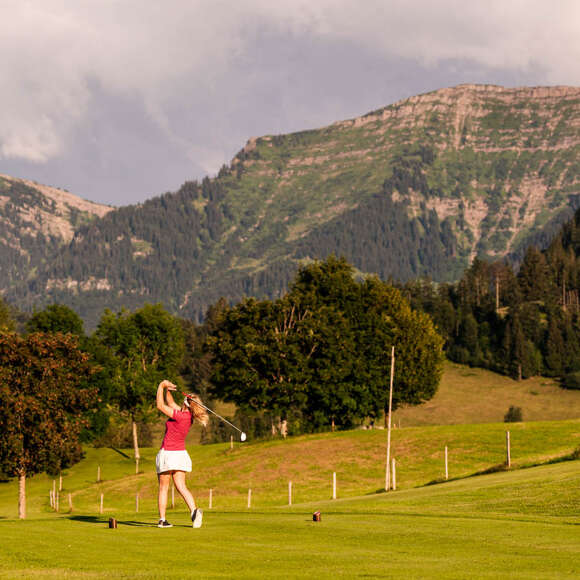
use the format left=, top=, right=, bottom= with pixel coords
left=0, top=460, right=578, bottom=579
left=0, top=419, right=579, bottom=578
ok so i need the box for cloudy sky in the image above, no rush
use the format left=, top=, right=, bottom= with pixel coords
left=0, top=0, right=578, bottom=206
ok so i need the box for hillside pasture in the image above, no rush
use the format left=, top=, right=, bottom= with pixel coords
left=392, top=361, right=580, bottom=427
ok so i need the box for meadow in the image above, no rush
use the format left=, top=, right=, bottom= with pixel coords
left=1, top=362, right=579, bottom=578
left=0, top=418, right=578, bottom=578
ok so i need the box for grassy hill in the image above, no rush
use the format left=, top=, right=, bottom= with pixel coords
left=392, top=361, right=580, bottom=427
left=0, top=421, right=578, bottom=578
left=1, top=418, right=578, bottom=518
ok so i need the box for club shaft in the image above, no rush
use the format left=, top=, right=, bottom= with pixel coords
left=188, top=398, right=243, bottom=434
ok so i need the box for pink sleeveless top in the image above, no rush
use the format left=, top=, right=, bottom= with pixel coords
left=161, top=409, right=192, bottom=450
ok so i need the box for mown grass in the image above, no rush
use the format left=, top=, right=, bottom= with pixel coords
left=0, top=460, right=578, bottom=579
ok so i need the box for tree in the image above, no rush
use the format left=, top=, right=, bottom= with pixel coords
left=290, top=258, right=444, bottom=419
left=0, top=333, right=96, bottom=518
left=0, top=298, right=16, bottom=333
left=207, top=256, right=445, bottom=433
left=26, top=304, right=84, bottom=336
left=207, top=297, right=318, bottom=433
left=95, top=304, right=184, bottom=463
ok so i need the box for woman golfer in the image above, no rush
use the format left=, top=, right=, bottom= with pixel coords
left=155, top=380, right=208, bottom=528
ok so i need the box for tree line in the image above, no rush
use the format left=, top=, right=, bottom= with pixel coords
left=400, top=208, right=580, bottom=387
left=0, top=256, right=444, bottom=517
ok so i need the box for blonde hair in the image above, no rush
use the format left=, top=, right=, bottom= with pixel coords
left=185, top=394, right=209, bottom=427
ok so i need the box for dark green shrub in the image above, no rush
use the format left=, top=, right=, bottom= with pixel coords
left=504, top=406, right=523, bottom=422
left=561, top=371, right=580, bottom=390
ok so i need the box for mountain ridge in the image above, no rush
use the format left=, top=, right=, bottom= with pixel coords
left=1, top=83, right=578, bottom=325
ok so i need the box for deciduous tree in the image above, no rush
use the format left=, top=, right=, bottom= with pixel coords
left=95, top=304, right=184, bottom=462
left=0, top=333, right=96, bottom=518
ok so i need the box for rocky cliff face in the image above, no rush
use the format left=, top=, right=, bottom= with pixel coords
left=0, top=174, right=111, bottom=291
left=231, top=84, right=579, bottom=264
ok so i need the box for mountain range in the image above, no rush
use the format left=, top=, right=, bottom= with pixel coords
left=1, top=84, right=579, bottom=327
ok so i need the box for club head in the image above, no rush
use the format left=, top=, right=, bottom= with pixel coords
left=240, top=432, right=247, bottom=442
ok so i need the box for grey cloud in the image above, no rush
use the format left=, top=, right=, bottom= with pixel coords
left=0, top=0, right=576, bottom=204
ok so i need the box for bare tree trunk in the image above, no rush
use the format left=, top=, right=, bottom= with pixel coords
left=18, top=471, right=26, bottom=519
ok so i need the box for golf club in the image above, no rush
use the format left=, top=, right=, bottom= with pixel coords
left=183, top=393, right=247, bottom=442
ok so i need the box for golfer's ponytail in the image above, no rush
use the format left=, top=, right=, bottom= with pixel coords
left=187, top=394, right=209, bottom=427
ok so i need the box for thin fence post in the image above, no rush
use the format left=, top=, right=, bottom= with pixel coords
left=506, top=431, right=511, bottom=467
left=49, top=490, right=53, bottom=509
left=332, top=472, right=337, bottom=500
left=230, top=435, right=234, bottom=450
left=136, top=493, right=139, bottom=513
left=55, top=491, right=60, bottom=512
left=59, top=474, right=62, bottom=492
left=385, top=346, right=395, bottom=491
left=99, top=493, right=104, bottom=515
left=247, top=488, right=252, bottom=509
left=209, top=489, right=213, bottom=509
left=97, top=466, right=101, bottom=483
left=391, top=458, right=397, bottom=491
left=288, top=481, right=292, bottom=506
left=68, top=493, right=73, bottom=512
left=445, top=446, right=449, bottom=480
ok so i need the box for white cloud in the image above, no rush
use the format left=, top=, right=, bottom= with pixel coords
left=0, top=0, right=577, bottom=167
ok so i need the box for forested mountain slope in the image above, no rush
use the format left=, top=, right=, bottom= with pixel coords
left=0, top=174, right=111, bottom=290
left=2, top=84, right=579, bottom=326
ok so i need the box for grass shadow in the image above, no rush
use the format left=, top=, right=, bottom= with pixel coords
left=67, top=515, right=105, bottom=524
left=109, top=447, right=132, bottom=459
left=117, top=520, right=157, bottom=527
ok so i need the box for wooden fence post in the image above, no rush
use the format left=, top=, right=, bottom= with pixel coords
left=332, top=472, right=337, bottom=500
left=391, top=458, right=397, bottom=491
left=99, top=493, right=104, bottom=515
left=97, top=466, right=101, bottom=483
left=288, top=481, right=292, bottom=506
left=445, top=446, right=449, bottom=480
left=385, top=346, right=395, bottom=491
left=247, top=488, right=252, bottom=509
left=506, top=431, right=511, bottom=467
left=209, top=489, right=213, bottom=509
left=68, top=493, right=73, bottom=512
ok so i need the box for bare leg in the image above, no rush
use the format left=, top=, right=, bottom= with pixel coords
left=172, top=471, right=196, bottom=513
left=158, top=472, right=172, bottom=520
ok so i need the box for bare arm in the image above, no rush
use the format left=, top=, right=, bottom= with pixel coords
left=165, top=388, right=181, bottom=411
left=156, top=380, right=176, bottom=418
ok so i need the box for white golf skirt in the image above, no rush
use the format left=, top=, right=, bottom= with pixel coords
left=155, top=449, right=192, bottom=474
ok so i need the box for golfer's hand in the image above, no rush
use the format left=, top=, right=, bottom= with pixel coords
left=161, top=380, right=177, bottom=391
